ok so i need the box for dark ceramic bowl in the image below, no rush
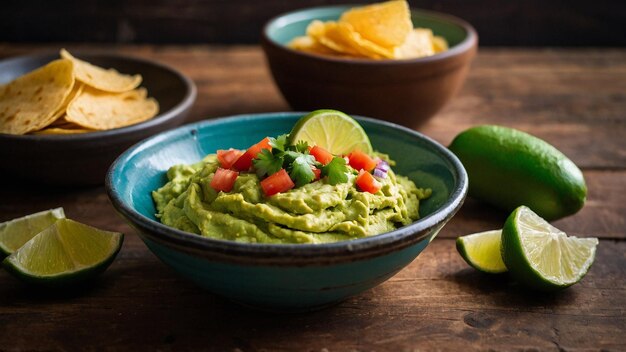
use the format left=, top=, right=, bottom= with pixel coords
left=106, top=112, right=467, bottom=311
left=0, top=52, right=196, bottom=186
left=262, top=6, right=477, bottom=129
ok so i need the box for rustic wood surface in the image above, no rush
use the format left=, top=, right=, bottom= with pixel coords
left=0, top=45, right=625, bottom=351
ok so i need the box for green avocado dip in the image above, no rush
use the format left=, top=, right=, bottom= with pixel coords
left=152, top=152, right=431, bottom=244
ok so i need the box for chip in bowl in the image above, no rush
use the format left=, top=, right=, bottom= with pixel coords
left=288, top=0, right=448, bottom=60
left=0, top=59, right=75, bottom=135
left=66, top=86, right=158, bottom=130
left=0, top=50, right=159, bottom=135
left=340, top=0, right=413, bottom=48
left=60, top=49, right=142, bottom=93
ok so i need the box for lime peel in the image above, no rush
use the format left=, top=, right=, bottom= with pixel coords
left=448, top=125, right=587, bottom=220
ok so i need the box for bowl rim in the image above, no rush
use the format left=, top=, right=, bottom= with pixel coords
left=0, top=51, right=197, bottom=141
left=106, top=112, right=468, bottom=263
left=261, top=5, right=478, bottom=65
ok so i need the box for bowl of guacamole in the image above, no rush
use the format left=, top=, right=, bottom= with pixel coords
left=106, top=112, right=467, bottom=311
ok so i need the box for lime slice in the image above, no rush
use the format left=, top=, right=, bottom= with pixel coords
left=2, top=218, right=123, bottom=285
left=456, top=230, right=507, bottom=274
left=0, top=208, right=65, bottom=257
left=289, top=109, right=373, bottom=155
left=501, top=206, right=598, bottom=291
left=448, top=125, right=586, bottom=220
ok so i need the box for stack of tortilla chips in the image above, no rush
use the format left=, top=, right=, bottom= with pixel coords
left=289, top=0, right=448, bottom=60
left=0, top=49, right=158, bottom=135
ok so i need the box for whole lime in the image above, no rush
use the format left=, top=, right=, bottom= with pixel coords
left=449, top=125, right=586, bottom=220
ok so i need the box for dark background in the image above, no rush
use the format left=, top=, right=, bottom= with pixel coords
left=1, top=0, right=625, bottom=46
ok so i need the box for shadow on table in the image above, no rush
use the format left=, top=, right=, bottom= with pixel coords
left=449, top=267, right=579, bottom=308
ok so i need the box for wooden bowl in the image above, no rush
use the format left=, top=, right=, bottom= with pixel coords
left=0, top=52, right=196, bottom=186
left=262, top=6, right=478, bottom=129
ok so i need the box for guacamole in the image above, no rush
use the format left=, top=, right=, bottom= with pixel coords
left=152, top=154, right=431, bottom=244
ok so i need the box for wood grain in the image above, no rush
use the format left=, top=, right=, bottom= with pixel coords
left=0, top=237, right=623, bottom=351
left=0, top=45, right=624, bottom=351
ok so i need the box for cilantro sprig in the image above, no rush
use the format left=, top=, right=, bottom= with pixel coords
left=252, top=134, right=351, bottom=188
left=290, top=153, right=317, bottom=187
left=322, top=157, right=349, bottom=185
left=254, top=149, right=283, bottom=177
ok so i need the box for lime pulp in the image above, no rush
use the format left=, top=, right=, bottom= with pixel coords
left=289, top=109, right=373, bottom=155
left=501, top=206, right=598, bottom=291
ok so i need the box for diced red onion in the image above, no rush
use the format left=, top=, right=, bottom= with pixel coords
left=375, top=160, right=390, bottom=172
left=373, top=168, right=387, bottom=179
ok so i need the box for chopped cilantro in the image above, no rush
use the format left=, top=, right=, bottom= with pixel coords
left=253, top=149, right=283, bottom=177
left=281, top=150, right=300, bottom=165
left=289, top=154, right=317, bottom=187
left=252, top=135, right=349, bottom=188
left=322, top=157, right=349, bottom=185
left=270, top=134, right=289, bottom=151
left=294, top=140, right=310, bottom=153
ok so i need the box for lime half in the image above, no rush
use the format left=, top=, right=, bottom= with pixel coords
left=0, top=208, right=65, bottom=257
left=456, top=230, right=507, bottom=274
left=2, top=218, right=123, bottom=285
left=289, top=109, right=373, bottom=155
left=501, top=206, right=598, bottom=291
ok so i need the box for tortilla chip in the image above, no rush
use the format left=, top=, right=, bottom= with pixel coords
left=0, top=59, right=75, bottom=135
left=47, top=82, right=85, bottom=124
left=66, top=86, right=159, bottom=130
left=307, top=20, right=364, bottom=57
left=60, top=49, right=142, bottom=93
left=432, top=35, right=449, bottom=53
left=394, top=29, right=436, bottom=59
left=334, top=22, right=395, bottom=59
left=49, top=116, right=83, bottom=128
left=340, top=0, right=412, bottom=48
left=32, top=126, right=93, bottom=135
left=288, top=36, right=339, bottom=56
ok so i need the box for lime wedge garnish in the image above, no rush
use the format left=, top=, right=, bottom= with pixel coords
left=456, top=230, right=507, bottom=274
left=289, top=109, right=373, bottom=155
left=2, top=218, right=123, bottom=285
left=0, top=208, right=65, bottom=257
left=501, top=206, right=598, bottom=291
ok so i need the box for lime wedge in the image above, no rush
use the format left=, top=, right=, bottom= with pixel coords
left=0, top=208, right=65, bottom=257
left=289, top=109, right=373, bottom=155
left=501, top=206, right=598, bottom=291
left=2, top=218, right=123, bottom=285
left=456, top=230, right=507, bottom=274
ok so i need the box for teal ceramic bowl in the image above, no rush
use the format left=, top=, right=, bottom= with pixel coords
left=106, top=112, right=467, bottom=311
left=262, top=6, right=478, bottom=128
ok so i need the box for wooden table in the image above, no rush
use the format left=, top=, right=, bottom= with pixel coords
left=1, top=45, right=624, bottom=351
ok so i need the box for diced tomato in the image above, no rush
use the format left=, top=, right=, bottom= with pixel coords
left=312, top=166, right=322, bottom=181
left=356, top=169, right=381, bottom=194
left=232, top=137, right=272, bottom=171
left=217, top=148, right=244, bottom=169
left=310, top=145, right=334, bottom=165
left=260, top=169, right=294, bottom=196
left=210, top=168, right=239, bottom=192
left=348, top=150, right=377, bottom=172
